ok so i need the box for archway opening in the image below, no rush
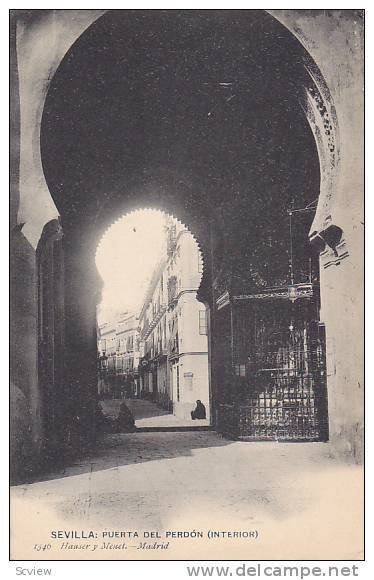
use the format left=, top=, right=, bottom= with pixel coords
left=95, top=208, right=210, bottom=430
left=38, top=9, right=331, bottom=449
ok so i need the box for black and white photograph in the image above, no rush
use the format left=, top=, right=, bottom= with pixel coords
left=9, top=8, right=364, bottom=563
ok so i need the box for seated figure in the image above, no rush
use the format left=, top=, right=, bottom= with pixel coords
left=116, top=402, right=136, bottom=432
left=191, top=400, right=206, bottom=420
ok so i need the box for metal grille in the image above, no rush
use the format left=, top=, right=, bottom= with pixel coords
left=216, top=297, right=328, bottom=442
left=238, top=372, right=321, bottom=440
left=238, top=313, right=328, bottom=441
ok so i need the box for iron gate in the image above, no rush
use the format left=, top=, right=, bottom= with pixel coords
left=240, top=319, right=327, bottom=440
left=243, top=300, right=327, bottom=440
left=217, top=294, right=328, bottom=441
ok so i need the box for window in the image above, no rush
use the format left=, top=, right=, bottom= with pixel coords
left=199, top=309, right=207, bottom=335
left=176, top=365, right=180, bottom=402
left=198, top=251, right=203, bottom=273
left=167, top=275, right=177, bottom=303
left=234, top=364, right=246, bottom=377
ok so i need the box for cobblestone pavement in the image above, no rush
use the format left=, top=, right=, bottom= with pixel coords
left=100, top=398, right=209, bottom=427
left=11, top=431, right=363, bottom=560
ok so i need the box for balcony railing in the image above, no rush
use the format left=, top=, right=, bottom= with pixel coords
left=141, top=304, right=167, bottom=340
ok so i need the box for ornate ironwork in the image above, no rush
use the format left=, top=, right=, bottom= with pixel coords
left=216, top=291, right=230, bottom=310
left=229, top=283, right=314, bottom=303
left=216, top=297, right=328, bottom=442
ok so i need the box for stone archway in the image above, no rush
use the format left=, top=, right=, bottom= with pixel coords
left=36, top=9, right=331, bottom=451
left=16, top=9, right=361, bottom=463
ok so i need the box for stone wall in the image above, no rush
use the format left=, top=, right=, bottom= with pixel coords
left=9, top=10, right=104, bottom=480
left=270, top=10, right=364, bottom=462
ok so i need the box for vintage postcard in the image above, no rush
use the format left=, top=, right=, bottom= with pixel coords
left=9, top=9, right=364, bottom=562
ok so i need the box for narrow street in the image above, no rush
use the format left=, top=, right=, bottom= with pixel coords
left=11, top=432, right=363, bottom=560
left=100, top=398, right=210, bottom=428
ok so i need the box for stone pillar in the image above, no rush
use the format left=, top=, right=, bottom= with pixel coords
left=63, top=228, right=103, bottom=452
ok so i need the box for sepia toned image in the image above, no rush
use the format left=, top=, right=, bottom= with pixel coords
left=9, top=9, right=364, bottom=561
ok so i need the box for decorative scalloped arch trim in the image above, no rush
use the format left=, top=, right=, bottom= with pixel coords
left=95, top=206, right=205, bottom=294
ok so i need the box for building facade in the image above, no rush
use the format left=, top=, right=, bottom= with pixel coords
left=139, top=218, right=210, bottom=421
left=98, top=312, right=140, bottom=398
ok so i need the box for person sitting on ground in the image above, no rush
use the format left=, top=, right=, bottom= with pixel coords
left=191, top=400, right=206, bottom=420
left=116, top=401, right=136, bottom=433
